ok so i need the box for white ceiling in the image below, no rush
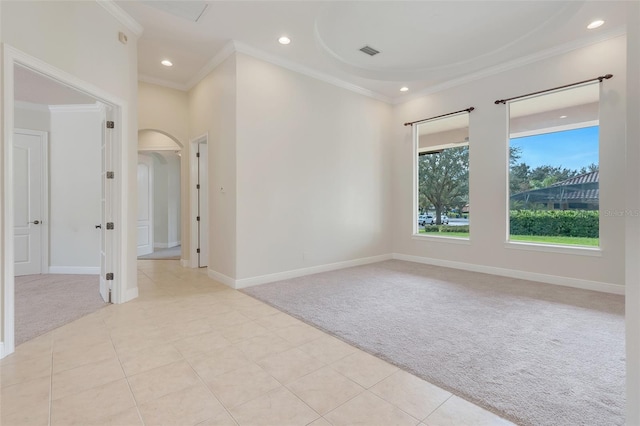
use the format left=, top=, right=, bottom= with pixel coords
left=117, top=0, right=628, bottom=101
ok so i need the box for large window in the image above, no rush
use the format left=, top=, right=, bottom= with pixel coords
left=415, top=113, right=469, bottom=238
left=508, top=83, right=600, bottom=247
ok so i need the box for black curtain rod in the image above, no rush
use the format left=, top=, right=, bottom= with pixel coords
left=494, top=74, right=613, bottom=105
left=404, top=107, right=475, bottom=127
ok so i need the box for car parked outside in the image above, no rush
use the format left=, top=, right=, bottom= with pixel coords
left=418, top=214, right=433, bottom=226
left=428, top=214, right=449, bottom=225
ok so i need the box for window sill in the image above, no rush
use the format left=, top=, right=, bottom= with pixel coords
left=412, top=234, right=471, bottom=245
left=504, top=241, right=602, bottom=257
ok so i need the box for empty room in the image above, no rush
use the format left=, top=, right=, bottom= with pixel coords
left=1, top=1, right=639, bottom=426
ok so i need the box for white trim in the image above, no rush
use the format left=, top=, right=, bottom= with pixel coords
left=139, top=74, right=188, bottom=92
left=233, top=41, right=392, bottom=104
left=190, top=134, right=208, bottom=268
left=14, top=101, right=49, bottom=112
left=397, top=28, right=626, bottom=104
left=122, top=287, right=138, bottom=303
left=411, top=235, right=471, bottom=245
left=48, top=103, right=104, bottom=113
left=392, top=253, right=624, bottom=295
left=180, top=259, right=189, bottom=268
left=95, top=0, right=143, bottom=37
left=186, top=41, right=237, bottom=90
left=0, top=343, right=5, bottom=360
left=3, top=45, right=132, bottom=358
left=48, top=266, right=100, bottom=275
left=233, top=254, right=393, bottom=289
left=504, top=241, right=602, bottom=257
left=207, top=268, right=236, bottom=289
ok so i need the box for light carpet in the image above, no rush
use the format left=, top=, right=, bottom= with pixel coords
left=15, top=274, right=108, bottom=346
left=242, top=260, right=625, bottom=426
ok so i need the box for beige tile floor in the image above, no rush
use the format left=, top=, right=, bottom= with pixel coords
left=1, top=260, right=516, bottom=426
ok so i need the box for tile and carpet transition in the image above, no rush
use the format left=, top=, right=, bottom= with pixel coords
left=242, top=259, right=625, bottom=426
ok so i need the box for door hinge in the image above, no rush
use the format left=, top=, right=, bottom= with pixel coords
left=106, top=121, right=115, bottom=129
left=106, top=272, right=114, bottom=280
left=106, top=222, right=114, bottom=230
left=106, top=171, right=114, bottom=179
left=196, top=152, right=200, bottom=158
left=197, top=248, right=200, bottom=254
left=196, top=216, right=200, bottom=221
left=196, top=184, right=200, bottom=189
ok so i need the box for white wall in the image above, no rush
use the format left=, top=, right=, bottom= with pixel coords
left=153, top=155, right=168, bottom=246
left=150, top=151, right=181, bottom=248
left=49, top=107, right=101, bottom=270
left=625, top=2, right=640, bottom=423
left=234, top=53, right=393, bottom=280
left=1, top=0, right=139, bottom=352
left=189, top=56, right=237, bottom=278
left=392, top=36, right=627, bottom=291
left=167, top=153, right=181, bottom=246
left=15, top=102, right=50, bottom=131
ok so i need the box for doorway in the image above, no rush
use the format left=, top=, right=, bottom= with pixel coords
left=2, top=46, right=126, bottom=357
left=190, top=135, right=209, bottom=268
left=137, top=131, right=183, bottom=261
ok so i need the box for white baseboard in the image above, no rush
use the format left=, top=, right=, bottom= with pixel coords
left=122, top=287, right=139, bottom=303
left=0, top=342, right=5, bottom=359
left=48, top=266, right=100, bottom=275
left=180, top=259, right=190, bottom=268
left=233, top=254, right=393, bottom=289
left=208, top=268, right=236, bottom=288
left=154, top=241, right=181, bottom=249
left=392, top=253, right=625, bottom=295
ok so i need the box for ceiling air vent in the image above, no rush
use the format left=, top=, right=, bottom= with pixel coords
left=359, top=45, right=380, bottom=56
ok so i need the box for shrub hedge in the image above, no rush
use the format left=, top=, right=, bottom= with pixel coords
left=440, top=225, right=469, bottom=233
left=509, top=210, right=599, bottom=238
left=422, top=226, right=440, bottom=233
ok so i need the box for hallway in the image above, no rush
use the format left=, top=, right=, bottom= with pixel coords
left=1, top=260, right=511, bottom=425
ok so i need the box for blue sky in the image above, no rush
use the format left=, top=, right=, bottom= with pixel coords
left=510, top=126, right=599, bottom=171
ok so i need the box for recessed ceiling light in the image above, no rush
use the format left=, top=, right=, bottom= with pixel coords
left=278, top=36, right=291, bottom=45
left=560, top=115, right=568, bottom=119
left=400, top=87, right=409, bottom=92
left=161, top=59, right=173, bottom=67
left=587, top=20, right=604, bottom=29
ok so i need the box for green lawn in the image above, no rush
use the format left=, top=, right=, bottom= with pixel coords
left=509, top=235, right=599, bottom=247
left=418, top=229, right=599, bottom=247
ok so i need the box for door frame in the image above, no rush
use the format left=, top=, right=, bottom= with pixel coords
left=13, top=128, right=49, bottom=275
left=2, top=45, right=129, bottom=357
left=136, top=153, right=154, bottom=256
left=190, top=134, right=208, bottom=268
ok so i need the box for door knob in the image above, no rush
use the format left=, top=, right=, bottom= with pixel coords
left=95, top=224, right=102, bottom=229
left=29, top=220, right=40, bottom=225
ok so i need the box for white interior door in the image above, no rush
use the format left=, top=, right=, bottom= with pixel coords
left=137, top=155, right=154, bottom=256
left=99, top=114, right=113, bottom=303
left=197, top=143, right=208, bottom=268
left=13, top=130, right=46, bottom=276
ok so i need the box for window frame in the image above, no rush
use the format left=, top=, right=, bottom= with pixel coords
left=412, top=112, right=471, bottom=241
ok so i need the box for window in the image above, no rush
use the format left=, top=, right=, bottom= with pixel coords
left=508, top=83, right=600, bottom=247
left=415, top=113, right=470, bottom=238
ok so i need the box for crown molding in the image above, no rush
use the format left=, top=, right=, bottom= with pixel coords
left=48, top=102, right=105, bottom=113
left=96, top=0, right=143, bottom=37
left=139, top=74, right=189, bottom=92
left=186, top=41, right=237, bottom=90
left=396, top=26, right=627, bottom=105
left=186, top=40, right=391, bottom=103
left=232, top=41, right=392, bottom=104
